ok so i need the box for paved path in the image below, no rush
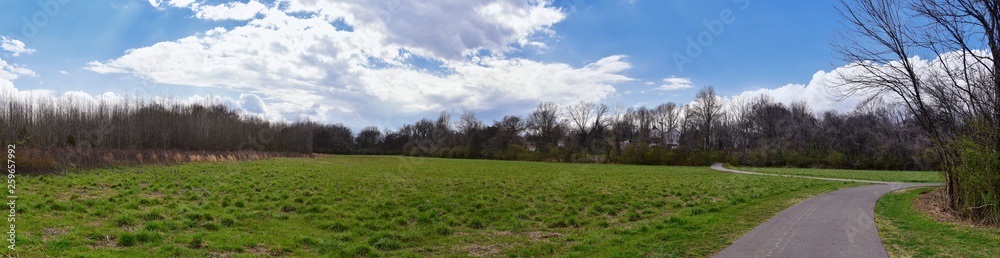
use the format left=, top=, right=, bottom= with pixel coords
left=710, top=164, right=943, bottom=258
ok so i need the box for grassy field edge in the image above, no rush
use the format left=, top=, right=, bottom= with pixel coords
left=732, top=166, right=943, bottom=183
left=876, top=187, right=1000, bottom=257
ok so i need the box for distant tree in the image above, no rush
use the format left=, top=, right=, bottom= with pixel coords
left=527, top=102, right=565, bottom=152
left=483, top=115, right=526, bottom=159
left=567, top=101, right=596, bottom=150
left=313, top=124, right=354, bottom=154
left=688, top=86, right=724, bottom=151
left=654, top=102, right=681, bottom=145
left=355, top=126, right=383, bottom=154
left=456, top=112, right=486, bottom=158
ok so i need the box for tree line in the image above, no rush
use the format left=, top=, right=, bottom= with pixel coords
left=312, top=86, right=936, bottom=171
left=1, top=94, right=313, bottom=153
left=1, top=91, right=316, bottom=173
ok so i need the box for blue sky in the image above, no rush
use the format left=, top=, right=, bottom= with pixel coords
left=0, top=0, right=859, bottom=130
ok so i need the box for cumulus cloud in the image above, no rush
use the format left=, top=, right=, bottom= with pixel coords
left=724, top=54, right=975, bottom=114
left=656, top=77, right=693, bottom=91
left=0, top=83, right=125, bottom=113
left=151, top=0, right=565, bottom=60
left=87, top=0, right=627, bottom=125
left=0, top=58, right=35, bottom=89
left=239, top=93, right=268, bottom=114
left=194, top=1, right=266, bottom=21
left=1, top=36, right=36, bottom=57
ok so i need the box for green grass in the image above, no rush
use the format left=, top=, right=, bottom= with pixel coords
left=876, top=188, right=1000, bottom=257
left=10, top=156, right=860, bottom=257
left=735, top=166, right=943, bottom=183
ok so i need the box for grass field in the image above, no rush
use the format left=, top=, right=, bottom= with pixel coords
left=734, top=166, right=943, bottom=183
left=876, top=188, right=1000, bottom=257
left=11, top=156, right=861, bottom=257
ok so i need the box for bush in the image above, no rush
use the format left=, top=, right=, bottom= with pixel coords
left=950, top=140, right=999, bottom=224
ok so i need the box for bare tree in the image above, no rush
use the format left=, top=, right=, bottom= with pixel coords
left=589, top=103, right=610, bottom=153
left=689, top=86, right=724, bottom=150
left=837, top=0, right=1000, bottom=221
left=567, top=101, right=596, bottom=134
left=456, top=111, right=484, bottom=134
left=527, top=102, right=564, bottom=151
left=654, top=102, right=681, bottom=145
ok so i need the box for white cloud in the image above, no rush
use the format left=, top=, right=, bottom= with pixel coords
left=724, top=53, right=976, bottom=114
left=152, top=0, right=566, bottom=60
left=90, top=0, right=628, bottom=126
left=656, top=76, right=693, bottom=90
left=195, top=0, right=266, bottom=21
left=60, top=70, right=68, bottom=75
left=148, top=0, right=196, bottom=9
left=0, top=58, right=35, bottom=89
left=239, top=93, right=268, bottom=114
left=84, top=61, right=129, bottom=74
left=1, top=36, right=36, bottom=57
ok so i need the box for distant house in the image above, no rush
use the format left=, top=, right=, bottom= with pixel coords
left=665, top=129, right=680, bottom=148
left=650, top=126, right=681, bottom=148
left=650, top=127, right=663, bottom=146
left=525, top=142, right=538, bottom=152
left=614, top=127, right=681, bottom=149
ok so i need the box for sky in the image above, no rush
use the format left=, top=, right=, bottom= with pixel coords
left=0, top=0, right=872, bottom=130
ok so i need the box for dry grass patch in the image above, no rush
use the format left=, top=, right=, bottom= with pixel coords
left=913, top=188, right=1000, bottom=229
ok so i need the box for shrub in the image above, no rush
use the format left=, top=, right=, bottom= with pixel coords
left=950, top=140, right=1000, bottom=224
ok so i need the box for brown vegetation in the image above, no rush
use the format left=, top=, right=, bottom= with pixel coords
left=17, top=147, right=309, bottom=174
left=914, top=188, right=999, bottom=229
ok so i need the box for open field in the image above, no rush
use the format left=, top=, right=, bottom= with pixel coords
left=11, top=156, right=861, bottom=257
left=734, top=167, right=943, bottom=183
left=876, top=188, right=1000, bottom=257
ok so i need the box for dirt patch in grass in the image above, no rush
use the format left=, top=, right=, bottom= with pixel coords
left=86, top=235, right=120, bottom=250
left=42, top=226, right=70, bottom=236
left=913, top=188, right=1000, bottom=229
left=455, top=230, right=563, bottom=256
left=42, top=226, right=70, bottom=241
left=526, top=231, right=563, bottom=241
left=245, top=243, right=273, bottom=256
left=140, top=191, right=164, bottom=199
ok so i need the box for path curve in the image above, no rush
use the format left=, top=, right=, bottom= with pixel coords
left=710, top=164, right=943, bottom=258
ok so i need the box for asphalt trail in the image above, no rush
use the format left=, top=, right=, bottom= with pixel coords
left=710, top=164, right=942, bottom=258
